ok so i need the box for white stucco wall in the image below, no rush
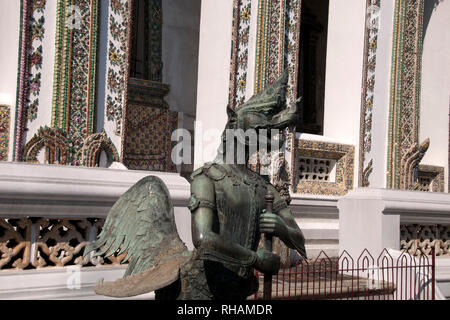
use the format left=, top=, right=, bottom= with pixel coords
left=193, top=0, right=233, bottom=169
left=323, top=0, right=367, bottom=186
left=0, top=1, right=21, bottom=161
left=419, top=0, right=450, bottom=192
left=244, top=0, right=260, bottom=102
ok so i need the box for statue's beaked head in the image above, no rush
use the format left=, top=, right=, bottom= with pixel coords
left=223, top=70, right=301, bottom=148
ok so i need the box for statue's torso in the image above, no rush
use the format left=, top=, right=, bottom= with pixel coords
left=192, top=163, right=269, bottom=277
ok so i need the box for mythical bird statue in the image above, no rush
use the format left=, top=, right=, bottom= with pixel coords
left=84, top=71, right=306, bottom=300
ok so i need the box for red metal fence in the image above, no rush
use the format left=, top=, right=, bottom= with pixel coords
left=253, top=247, right=435, bottom=300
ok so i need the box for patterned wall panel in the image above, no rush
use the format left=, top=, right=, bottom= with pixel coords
left=13, top=0, right=47, bottom=161
left=387, top=0, right=426, bottom=189
left=252, top=0, right=302, bottom=191
left=51, top=0, right=99, bottom=165
left=105, top=0, right=132, bottom=138
left=27, top=0, right=47, bottom=123
left=123, top=79, right=177, bottom=172
left=228, top=0, right=252, bottom=109
left=0, top=106, right=10, bottom=161
left=358, top=0, right=381, bottom=187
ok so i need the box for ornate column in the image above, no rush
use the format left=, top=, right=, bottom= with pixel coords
left=13, top=0, right=32, bottom=161
left=358, top=0, right=382, bottom=187
left=51, top=0, right=100, bottom=165
left=251, top=0, right=303, bottom=193
left=387, top=0, right=427, bottom=190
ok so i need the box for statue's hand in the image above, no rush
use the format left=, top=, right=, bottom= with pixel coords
left=259, top=211, right=288, bottom=238
left=254, top=249, right=280, bottom=275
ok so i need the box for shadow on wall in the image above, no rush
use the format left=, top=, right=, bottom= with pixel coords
left=423, top=0, right=444, bottom=38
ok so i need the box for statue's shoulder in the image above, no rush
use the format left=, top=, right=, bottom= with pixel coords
left=190, top=162, right=226, bottom=182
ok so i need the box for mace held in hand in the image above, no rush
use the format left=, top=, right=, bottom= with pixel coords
left=263, top=190, right=275, bottom=300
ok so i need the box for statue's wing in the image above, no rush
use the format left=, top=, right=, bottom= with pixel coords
left=84, top=176, right=191, bottom=297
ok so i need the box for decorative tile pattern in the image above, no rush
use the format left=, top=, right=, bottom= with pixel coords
left=23, top=127, right=120, bottom=168
left=229, top=0, right=252, bottom=109
left=52, top=0, right=99, bottom=165
left=254, top=0, right=286, bottom=93
left=14, top=0, right=46, bottom=161
left=23, top=126, right=70, bottom=164
left=253, top=0, right=302, bottom=188
left=362, top=159, right=373, bottom=187
left=253, top=0, right=301, bottom=103
left=147, top=0, right=163, bottom=82
left=123, top=78, right=177, bottom=172
left=293, top=140, right=355, bottom=196
left=25, top=0, right=46, bottom=125
left=358, top=0, right=381, bottom=187
left=387, top=0, right=425, bottom=189
left=416, top=165, right=445, bottom=193
left=0, top=218, right=126, bottom=270
left=284, top=0, right=302, bottom=109
left=106, top=0, right=132, bottom=136
left=13, top=1, right=30, bottom=161
left=399, top=138, right=429, bottom=190
left=0, top=106, right=10, bottom=161
left=80, top=131, right=120, bottom=167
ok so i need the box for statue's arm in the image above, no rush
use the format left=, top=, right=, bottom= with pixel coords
left=260, top=186, right=307, bottom=258
left=190, top=175, right=280, bottom=274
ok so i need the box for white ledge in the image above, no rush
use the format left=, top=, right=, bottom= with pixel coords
left=0, top=162, right=191, bottom=218
left=342, top=188, right=450, bottom=223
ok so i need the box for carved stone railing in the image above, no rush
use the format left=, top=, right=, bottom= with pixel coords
left=338, top=188, right=450, bottom=259
left=0, top=162, right=192, bottom=272
left=0, top=218, right=121, bottom=270
left=401, top=224, right=450, bottom=256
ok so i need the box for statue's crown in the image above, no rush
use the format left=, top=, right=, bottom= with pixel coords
left=239, top=70, right=289, bottom=112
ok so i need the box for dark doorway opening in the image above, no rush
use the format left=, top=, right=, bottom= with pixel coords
left=297, top=0, right=329, bottom=135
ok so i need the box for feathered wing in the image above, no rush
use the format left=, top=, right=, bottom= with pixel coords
left=84, top=176, right=191, bottom=297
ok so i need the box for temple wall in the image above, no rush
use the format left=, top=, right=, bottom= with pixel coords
left=420, top=0, right=450, bottom=192
left=194, top=0, right=234, bottom=169
left=0, top=1, right=21, bottom=162
left=322, top=0, right=367, bottom=187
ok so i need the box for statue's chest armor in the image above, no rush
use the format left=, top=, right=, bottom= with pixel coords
left=213, top=167, right=268, bottom=252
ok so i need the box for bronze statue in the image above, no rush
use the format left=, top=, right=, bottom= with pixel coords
left=84, top=71, right=306, bottom=300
